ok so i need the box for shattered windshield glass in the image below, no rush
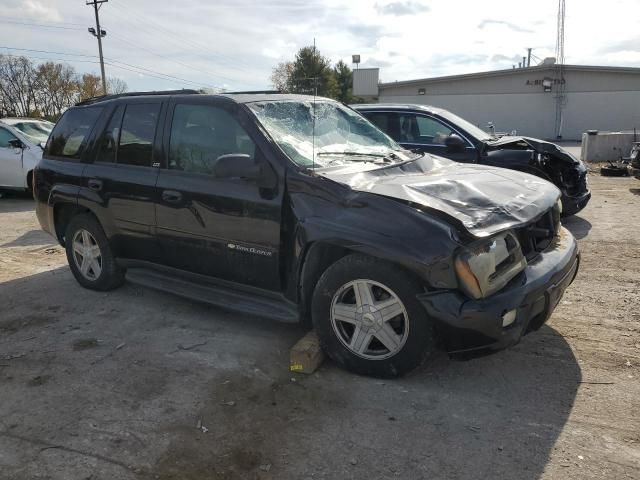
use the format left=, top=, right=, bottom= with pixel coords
left=247, top=100, right=412, bottom=168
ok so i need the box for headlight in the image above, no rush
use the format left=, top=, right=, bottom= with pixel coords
left=454, top=231, right=527, bottom=299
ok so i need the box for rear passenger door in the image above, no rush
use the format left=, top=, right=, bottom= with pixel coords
left=154, top=98, right=283, bottom=290
left=80, top=99, right=164, bottom=261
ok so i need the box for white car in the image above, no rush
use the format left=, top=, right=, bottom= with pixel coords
left=0, top=118, right=53, bottom=192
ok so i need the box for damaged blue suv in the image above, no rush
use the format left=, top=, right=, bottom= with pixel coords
left=34, top=92, right=579, bottom=377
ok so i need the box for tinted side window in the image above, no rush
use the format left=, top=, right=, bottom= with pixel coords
left=415, top=116, right=454, bottom=144
left=399, top=114, right=454, bottom=145
left=363, top=112, right=401, bottom=141
left=46, top=107, right=103, bottom=159
left=0, top=127, right=17, bottom=148
left=168, top=104, right=255, bottom=175
left=96, top=105, right=125, bottom=163
left=118, top=103, right=161, bottom=167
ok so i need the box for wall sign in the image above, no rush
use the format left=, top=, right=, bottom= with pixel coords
left=526, top=78, right=566, bottom=86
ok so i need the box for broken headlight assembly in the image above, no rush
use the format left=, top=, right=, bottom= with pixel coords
left=454, top=231, right=527, bottom=300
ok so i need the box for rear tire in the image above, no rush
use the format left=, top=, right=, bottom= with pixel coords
left=64, top=214, right=124, bottom=291
left=312, top=254, right=435, bottom=378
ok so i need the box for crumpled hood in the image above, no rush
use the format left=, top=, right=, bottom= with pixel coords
left=486, top=136, right=582, bottom=166
left=319, top=155, right=560, bottom=238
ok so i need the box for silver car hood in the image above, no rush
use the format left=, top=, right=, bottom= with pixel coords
left=319, top=155, right=560, bottom=238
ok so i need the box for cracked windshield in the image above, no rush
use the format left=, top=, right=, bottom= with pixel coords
left=248, top=100, right=413, bottom=168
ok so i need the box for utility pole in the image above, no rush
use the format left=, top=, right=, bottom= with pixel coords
left=554, top=0, right=566, bottom=139
left=87, top=0, right=108, bottom=95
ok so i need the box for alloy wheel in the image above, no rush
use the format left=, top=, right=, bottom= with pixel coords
left=330, top=279, right=409, bottom=360
left=72, top=229, right=102, bottom=281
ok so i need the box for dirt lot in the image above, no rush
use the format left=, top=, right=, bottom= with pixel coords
left=1, top=169, right=639, bottom=480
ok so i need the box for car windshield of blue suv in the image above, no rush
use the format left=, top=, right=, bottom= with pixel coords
left=248, top=100, right=413, bottom=168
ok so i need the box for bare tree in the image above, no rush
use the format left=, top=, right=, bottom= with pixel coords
left=34, top=62, right=78, bottom=119
left=0, top=55, right=38, bottom=117
left=270, top=61, right=294, bottom=92
left=77, top=73, right=103, bottom=101
left=106, top=76, right=128, bottom=95
left=0, top=56, right=127, bottom=119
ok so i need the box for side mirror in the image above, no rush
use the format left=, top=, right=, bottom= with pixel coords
left=8, top=139, right=25, bottom=149
left=444, top=134, right=465, bottom=152
left=213, top=154, right=260, bottom=180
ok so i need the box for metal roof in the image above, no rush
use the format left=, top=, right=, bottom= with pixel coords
left=353, top=103, right=442, bottom=114
left=74, top=90, right=334, bottom=106
left=379, top=64, right=640, bottom=89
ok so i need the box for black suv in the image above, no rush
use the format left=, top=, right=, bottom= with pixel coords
left=354, top=104, right=591, bottom=216
left=34, top=92, right=579, bottom=377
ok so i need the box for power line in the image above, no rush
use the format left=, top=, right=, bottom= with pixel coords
left=0, top=18, right=237, bottom=88
left=0, top=48, right=214, bottom=89
left=0, top=53, right=100, bottom=64
left=103, top=61, right=210, bottom=88
left=0, top=19, right=84, bottom=30
left=0, top=16, right=86, bottom=26
left=0, top=12, right=265, bottom=90
left=103, top=58, right=216, bottom=88
left=0, top=46, right=97, bottom=58
left=107, top=32, right=234, bottom=86
left=108, top=0, right=257, bottom=74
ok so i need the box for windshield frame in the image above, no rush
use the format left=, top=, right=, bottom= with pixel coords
left=245, top=99, right=411, bottom=170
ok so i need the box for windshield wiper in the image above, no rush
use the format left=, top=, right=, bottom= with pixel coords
left=316, top=151, right=397, bottom=163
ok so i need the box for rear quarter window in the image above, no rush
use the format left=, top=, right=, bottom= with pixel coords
left=45, top=107, right=103, bottom=160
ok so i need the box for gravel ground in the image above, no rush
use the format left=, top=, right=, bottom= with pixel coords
left=0, top=169, right=639, bottom=480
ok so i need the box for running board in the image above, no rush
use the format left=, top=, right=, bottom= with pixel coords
left=125, top=268, right=299, bottom=323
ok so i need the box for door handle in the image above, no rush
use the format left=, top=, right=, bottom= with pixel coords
left=162, top=190, right=182, bottom=203
left=87, top=179, right=103, bottom=191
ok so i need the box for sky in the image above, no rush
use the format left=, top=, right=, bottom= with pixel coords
left=1, top=0, right=639, bottom=92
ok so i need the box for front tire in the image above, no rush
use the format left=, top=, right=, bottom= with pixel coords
left=65, top=214, right=124, bottom=291
left=312, top=254, right=435, bottom=377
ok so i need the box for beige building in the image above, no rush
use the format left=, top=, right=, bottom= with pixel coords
left=354, top=64, right=640, bottom=141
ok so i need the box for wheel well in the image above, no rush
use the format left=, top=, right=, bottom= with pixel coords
left=299, top=242, right=351, bottom=324
left=53, top=203, right=92, bottom=246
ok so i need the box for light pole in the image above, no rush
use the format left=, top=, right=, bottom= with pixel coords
left=87, top=0, right=108, bottom=95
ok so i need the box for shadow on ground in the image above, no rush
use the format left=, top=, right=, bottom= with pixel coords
left=2, top=229, right=56, bottom=248
left=0, top=268, right=581, bottom=480
left=0, top=194, right=34, bottom=213
left=563, top=215, right=592, bottom=240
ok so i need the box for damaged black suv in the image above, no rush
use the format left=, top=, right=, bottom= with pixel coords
left=34, top=92, right=579, bottom=377
left=354, top=104, right=591, bottom=216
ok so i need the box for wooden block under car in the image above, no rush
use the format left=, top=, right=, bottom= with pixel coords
left=290, top=331, right=325, bottom=374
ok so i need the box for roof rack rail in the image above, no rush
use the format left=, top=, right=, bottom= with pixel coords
left=75, top=89, right=201, bottom=106
left=224, top=90, right=282, bottom=95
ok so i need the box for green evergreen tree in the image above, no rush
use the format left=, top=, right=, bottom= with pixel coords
left=287, top=46, right=338, bottom=98
left=333, top=60, right=353, bottom=103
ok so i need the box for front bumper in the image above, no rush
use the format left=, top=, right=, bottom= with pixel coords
left=561, top=189, right=591, bottom=216
left=418, top=227, right=579, bottom=353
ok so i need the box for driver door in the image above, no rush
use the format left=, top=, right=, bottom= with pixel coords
left=0, top=127, right=25, bottom=188
left=366, top=111, right=477, bottom=162
left=154, top=98, right=283, bottom=290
